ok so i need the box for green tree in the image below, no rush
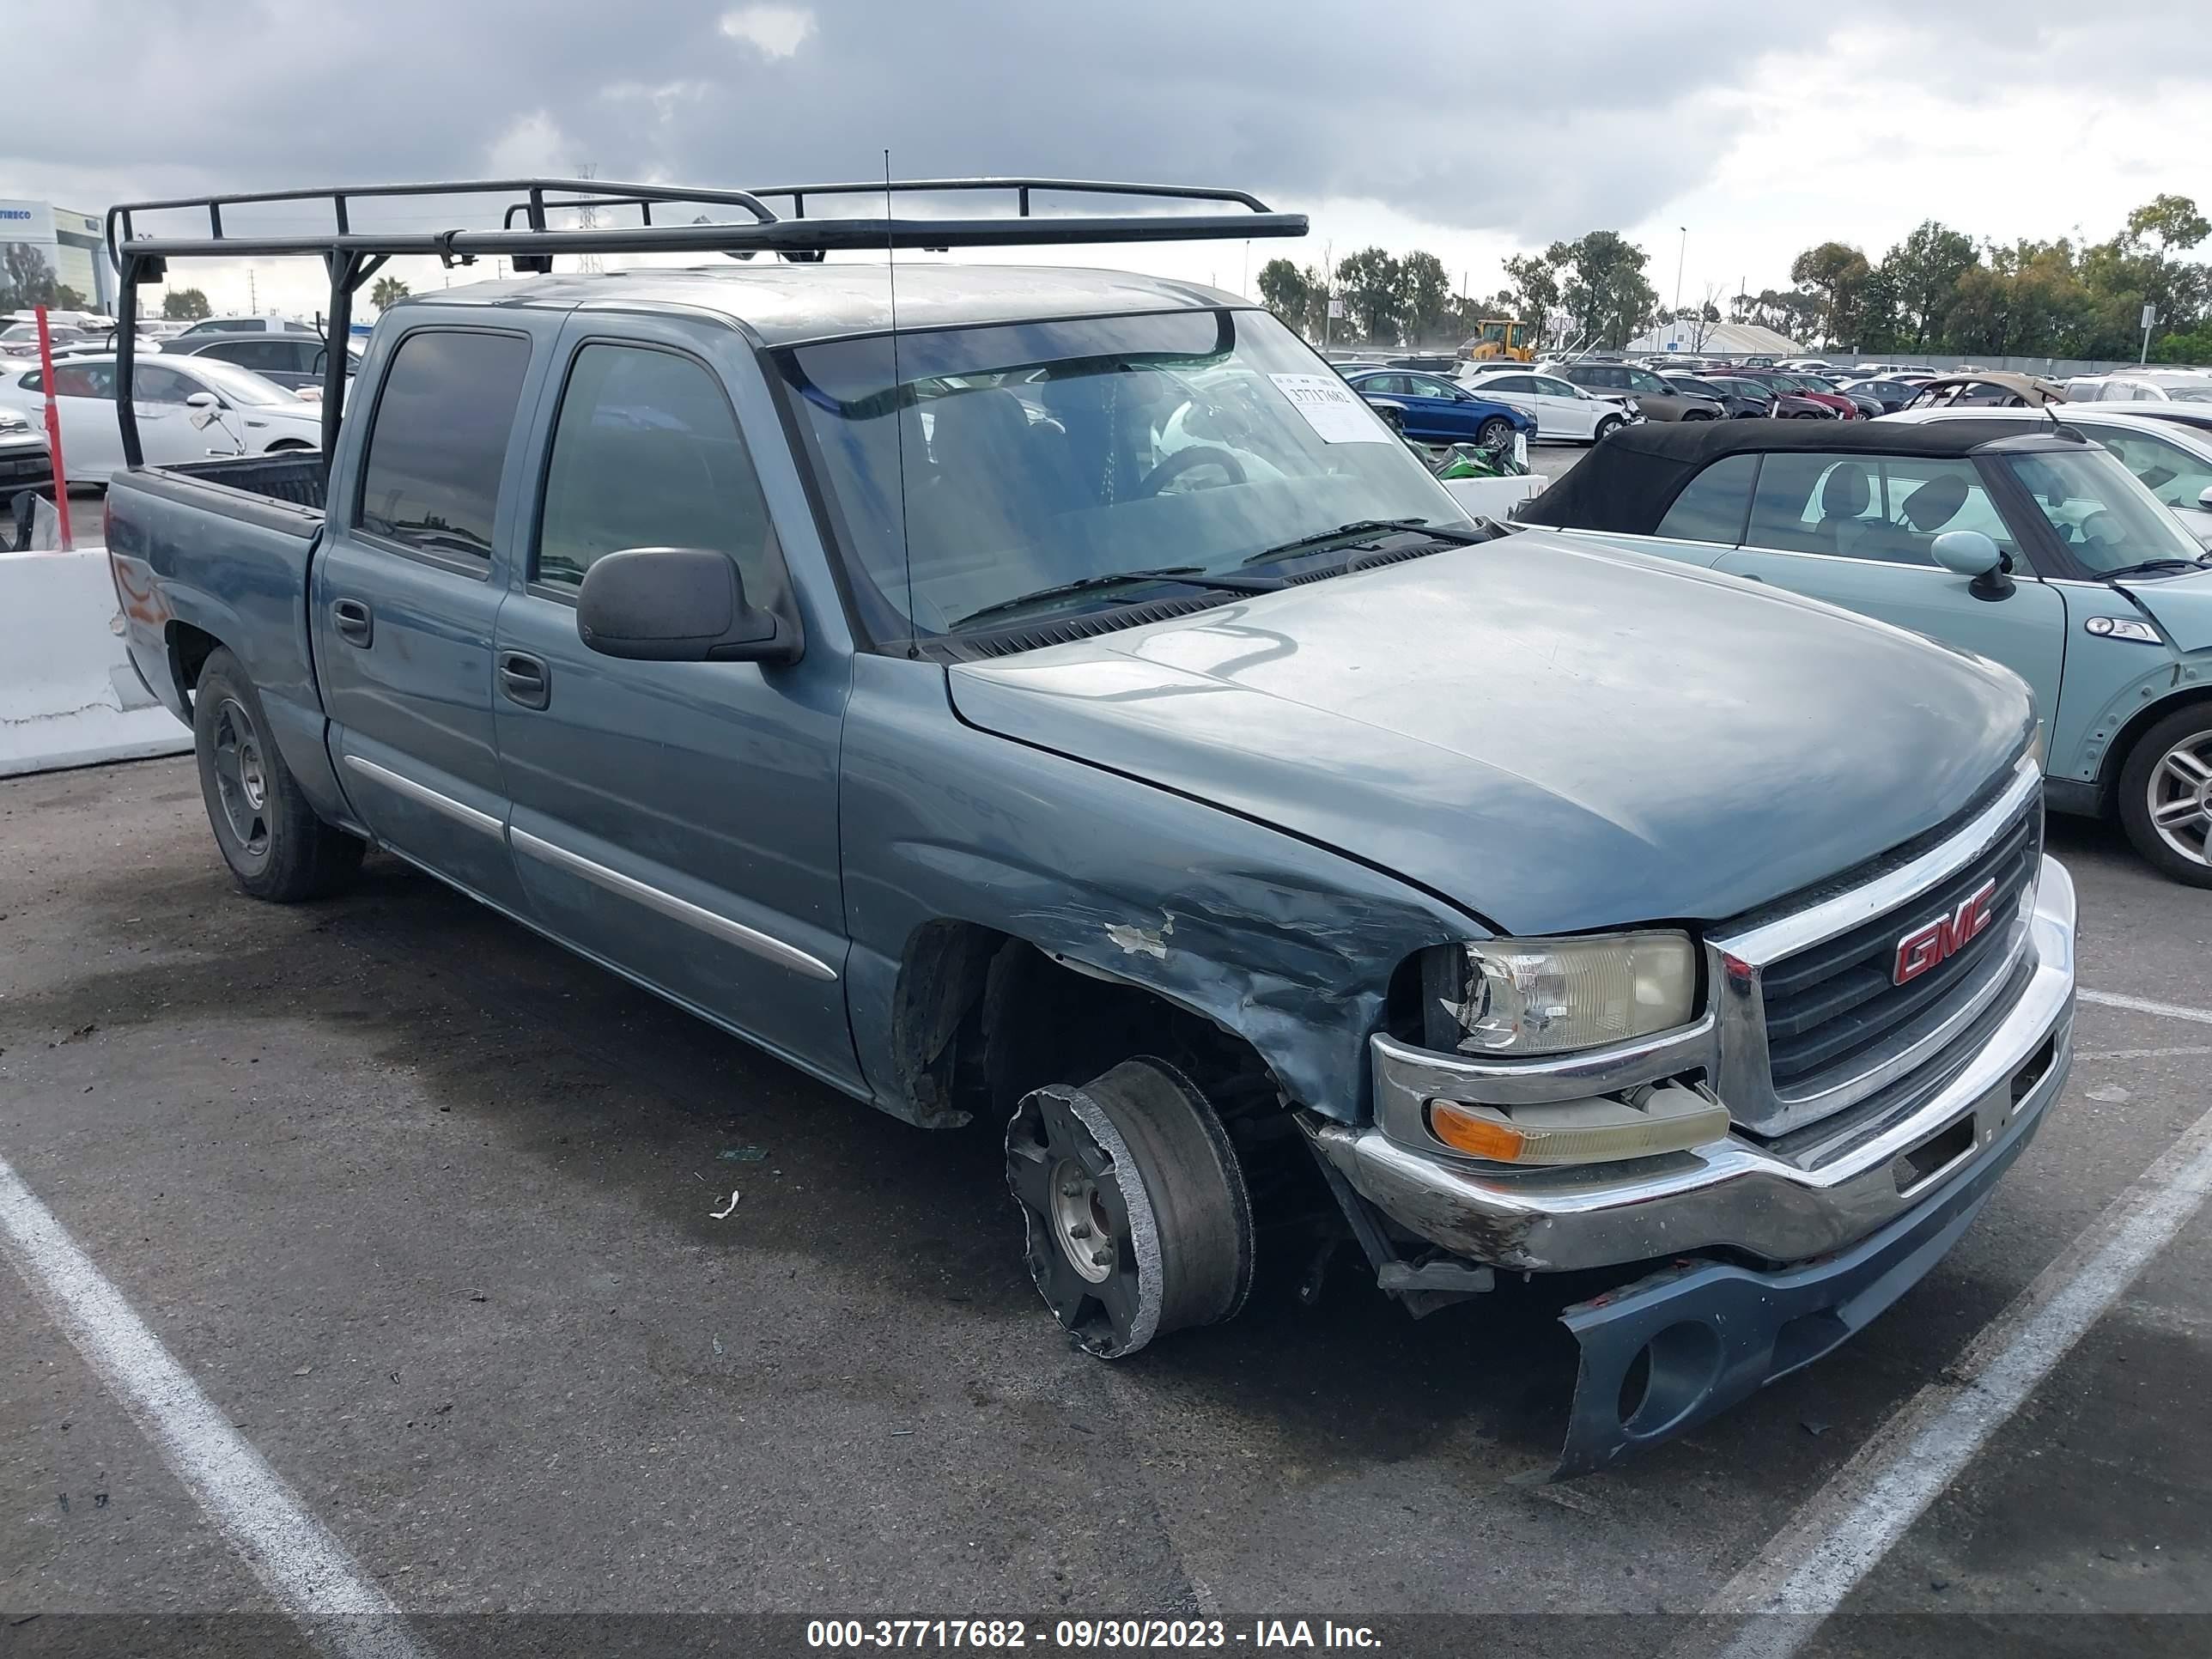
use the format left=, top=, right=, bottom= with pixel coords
left=0, top=243, right=61, bottom=313
left=1255, top=258, right=1310, bottom=331
left=1551, top=231, right=1658, bottom=349
left=1789, top=241, right=1872, bottom=346
left=368, top=276, right=412, bottom=313
left=2126, top=194, right=2211, bottom=260
left=1334, top=246, right=1403, bottom=343
left=1879, top=221, right=1979, bottom=352
left=161, top=288, right=212, bottom=320
left=1501, top=251, right=1564, bottom=345
left=1396, top=251, right=1455, bottom=348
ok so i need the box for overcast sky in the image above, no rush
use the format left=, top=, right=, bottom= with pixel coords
left=15, top=0, right=2212, bottom=319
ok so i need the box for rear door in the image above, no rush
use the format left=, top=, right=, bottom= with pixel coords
left=1713, top=449, right=2067, bottom=722
left=490, top=315, right=856, bottom=1083
left=313, top=317, right=550, bottom=911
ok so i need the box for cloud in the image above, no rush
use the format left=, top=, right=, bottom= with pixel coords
left=719, top=5, right=815, bottom=58
left=10, top=0, right=2212, bottom=316
left=485, top=112, right=573, bottom=179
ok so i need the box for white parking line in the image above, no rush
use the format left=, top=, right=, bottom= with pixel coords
left=2078, top=988, right=2212, bottom=1026
left=0, top=1152, right=429, bottom=1659
left=1683, top=1097, right=2212, bottom=1659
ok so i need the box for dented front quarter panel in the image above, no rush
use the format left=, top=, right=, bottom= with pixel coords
left=837, top=653, right=1485, bottom=1122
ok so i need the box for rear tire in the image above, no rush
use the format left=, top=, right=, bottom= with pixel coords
left=192, top=647, right=365, bottom=902
left=2118, top=705, right=2212, bottom=888
left=1006, top=1057, right=1254, bottom=1358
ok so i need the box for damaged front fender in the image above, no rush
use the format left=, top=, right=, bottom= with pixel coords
left=837, top=655, right=1486, bottom=1124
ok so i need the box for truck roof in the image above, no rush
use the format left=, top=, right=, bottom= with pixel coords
left=414, top=263, right=1249, bottom=348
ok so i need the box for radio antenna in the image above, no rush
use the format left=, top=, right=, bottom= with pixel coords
left=884, top=149, right=918, bottom=656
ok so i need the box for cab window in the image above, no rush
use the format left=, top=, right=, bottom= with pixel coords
left=356, top=329, right=532, bottom=562
left=535, top=343, right=777, bottom=593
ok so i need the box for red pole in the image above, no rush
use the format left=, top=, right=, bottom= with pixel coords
left=33, top=304, right=73, bottom=551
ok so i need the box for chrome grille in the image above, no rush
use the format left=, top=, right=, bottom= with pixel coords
left=1763, top=805, right=2042, bottom=1091
left=1707, top=757, right=2046, bottom=1138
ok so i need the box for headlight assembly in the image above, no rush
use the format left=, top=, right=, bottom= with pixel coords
left=1424, top=932, right=1698, bottom=1057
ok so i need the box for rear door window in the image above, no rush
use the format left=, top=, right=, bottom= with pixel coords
left=1654, top=453, right=1759, bottom=544
left=356, top=329, right=532, bottom=563
left=534, top=343, right=776, bottom=593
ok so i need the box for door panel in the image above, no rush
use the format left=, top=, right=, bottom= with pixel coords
left=314, top=321, right=543, bottom=911
left=492, top=321, right=855, bottom=1084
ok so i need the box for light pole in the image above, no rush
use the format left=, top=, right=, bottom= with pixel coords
left=1673, top=227, right=1686, bottom=345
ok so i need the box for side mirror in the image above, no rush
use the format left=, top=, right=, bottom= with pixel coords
left=1932, top=530, right=2014, bottom=600
left=184, top=390, right=224, bottom=429
left=1931, top=529, right=2002, bottom=578
left=184, top=391, right=219, bottom=409
left=576, top=546, right=800, bottom=665
left=2197, top=485, right=2212, bottom=512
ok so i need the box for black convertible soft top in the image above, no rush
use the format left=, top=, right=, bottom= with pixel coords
left=1517, top=416, right=2089, bottom=537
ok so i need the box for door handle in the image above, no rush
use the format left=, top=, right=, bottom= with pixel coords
left=331, top=597, right=373, bottom=646
left=498, top=651, right=550, bottom=710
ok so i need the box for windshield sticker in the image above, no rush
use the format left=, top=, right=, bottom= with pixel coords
left=1268, top=373, right=1395, bottom=444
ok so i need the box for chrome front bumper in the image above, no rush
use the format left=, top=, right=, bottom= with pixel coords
left=1304, top=856, right=2077, bottom=1273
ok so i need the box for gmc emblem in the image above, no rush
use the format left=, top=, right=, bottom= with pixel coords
left=1893, top=878, right=1999, bottom=986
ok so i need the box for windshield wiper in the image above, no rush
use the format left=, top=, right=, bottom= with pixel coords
left=2099, top=556, right=2211, bottom=580
left=951, top=565, right=1286, bottom=630
left=1238, top=517, right=1492, bottom=569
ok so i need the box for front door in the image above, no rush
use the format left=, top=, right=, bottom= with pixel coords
left=313, top=321, right=544, bottom=911
left=1714, top=448, right=2067, bottom=725
left=491, top=319, right=855, bottom=1085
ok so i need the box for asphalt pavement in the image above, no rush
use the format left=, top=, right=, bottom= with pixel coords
left=0, top=736, right=2207, bottom=1656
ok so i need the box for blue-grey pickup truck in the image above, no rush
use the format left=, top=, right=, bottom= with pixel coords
left=101, top=187, right=2076, bottom=1475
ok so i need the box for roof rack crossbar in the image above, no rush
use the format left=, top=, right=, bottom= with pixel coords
left=103, top=174, right=1304, bottom=486
left=111, top=175, right=1298, bottom=268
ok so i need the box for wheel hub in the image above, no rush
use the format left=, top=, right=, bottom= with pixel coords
left=1048, top=1158, right=1116, bottom=1284
left=210, top=697, right=271, bottom=857
left=2148, top=734, right=2212, bottom=866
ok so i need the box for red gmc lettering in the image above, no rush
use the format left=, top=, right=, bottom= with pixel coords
left=1892, top=878, right=1999, bottom=986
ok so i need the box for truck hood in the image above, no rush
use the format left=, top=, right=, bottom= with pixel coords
left=948, top=533, right=2031, bottom=936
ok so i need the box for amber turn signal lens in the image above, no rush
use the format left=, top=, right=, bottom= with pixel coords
left=1428, top=1103, right=1529, bottom=1161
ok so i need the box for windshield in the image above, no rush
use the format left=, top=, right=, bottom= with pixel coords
left=781, top=307, right=1468, bottom=643
left=2169, top=386, right=2212, bottom=404
left=177, top=356, right=300, bottom=407
left=2005, top=446, right=2209, bottom=575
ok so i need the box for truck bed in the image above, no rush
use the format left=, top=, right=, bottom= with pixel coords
left=106, top=454, right=342, bottom=825
left=153, top=453, right=329, bottom=514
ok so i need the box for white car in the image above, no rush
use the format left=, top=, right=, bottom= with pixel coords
left=1882, top=403, right=2212, bottom=546
left=2062, top=370, right=2212, bottom=405
left=1457, top=367, right=1635, bottom=443
left=0, top=354, right=323, bottom=483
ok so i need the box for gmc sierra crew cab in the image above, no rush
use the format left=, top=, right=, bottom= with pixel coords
left=99, top=177, right=2076, bottom=1475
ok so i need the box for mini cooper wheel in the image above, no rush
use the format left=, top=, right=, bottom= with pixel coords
left=2119, top=705, right=2212, bottom=888
left=1005, top=1057, right=1254, bottom=1358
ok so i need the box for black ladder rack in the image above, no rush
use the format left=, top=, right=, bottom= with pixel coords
left=105, top=175, right=1306, bottom=469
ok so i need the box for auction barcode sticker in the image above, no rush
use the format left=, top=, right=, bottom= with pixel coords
left=1268, top=373, right=1395, bottom=444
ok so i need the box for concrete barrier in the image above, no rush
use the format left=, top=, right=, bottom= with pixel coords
left=1, top=547, right=193, bottom=778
